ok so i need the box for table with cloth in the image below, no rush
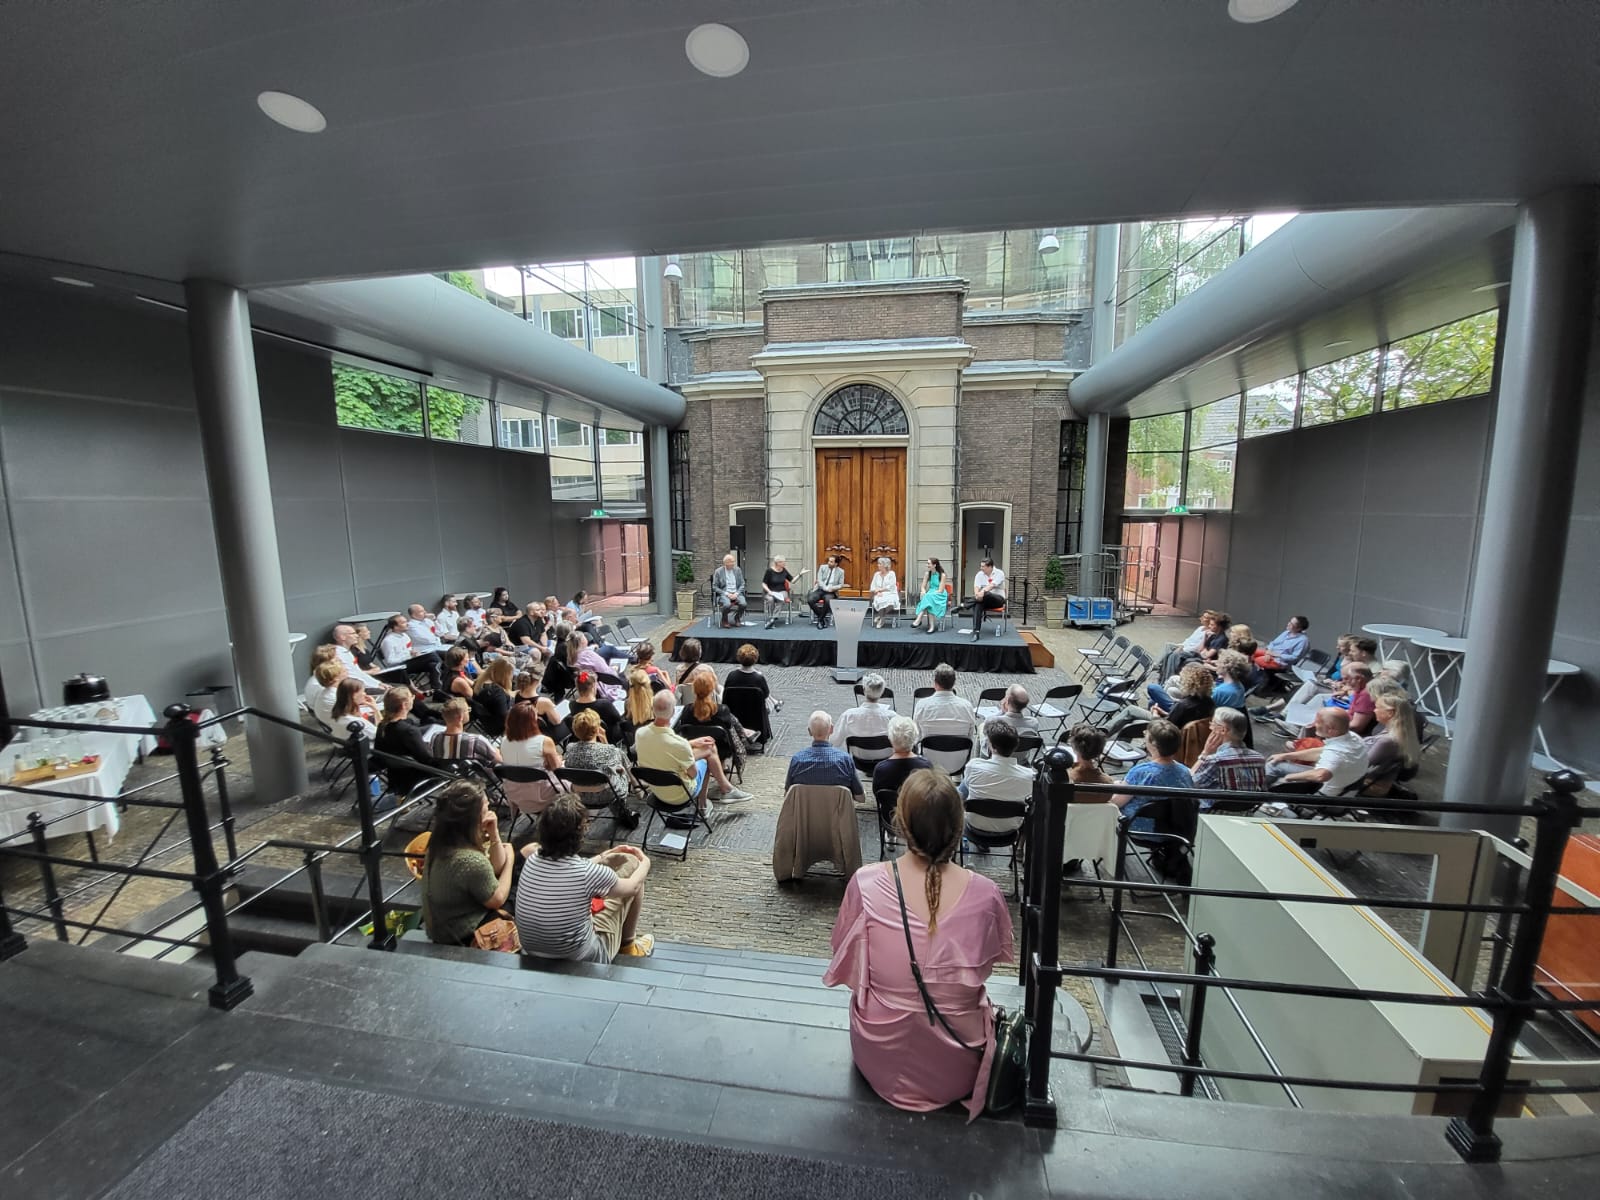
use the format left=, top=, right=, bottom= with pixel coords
left=0, top=695, right=160, bottom=843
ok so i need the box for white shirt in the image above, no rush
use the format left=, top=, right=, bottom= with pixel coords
left=975, top=567, right=1006, bottom=598
left=407, top=618, right=445, bottom=653
left=377, top=631, right=413, bottom=668
left=914, top=691, right=975, bottom=732
left=311, top=685, right=340, bottom=730
left=1314, top=731, right=1370, bottom=795
left=1180, top=624, right=1208, bottom=653
left=461, top=605, right=486, bottom=631
left=963, top=753, right=1034, bottom=833
left=830, top=700, right=894, bottom=748
left=333, top=645, right=385, bottom=690
left=303, top=676, right=324, bottom=710
left=434, top=609, right=460, bottom=640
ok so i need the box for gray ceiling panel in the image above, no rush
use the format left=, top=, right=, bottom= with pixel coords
left=0, top=0, right=1596, bottom=287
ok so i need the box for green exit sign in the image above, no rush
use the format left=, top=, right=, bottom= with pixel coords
left=590, top=508, right=608, bottom=518
left=1169, top=504, right=1190, bottom=515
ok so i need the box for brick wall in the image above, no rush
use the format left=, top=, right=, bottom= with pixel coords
left=704, top=333, right=763, bottom=373
left=766, top=291, right=962, bottom=343
left=964, top=324, right=1037, bottom=361
left=683, top=393, right=766, bottom=607
left=958, top=387, right=1070, bottom=596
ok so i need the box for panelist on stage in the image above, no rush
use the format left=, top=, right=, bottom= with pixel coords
left=971, top=558, right=1006, bottom=636
left=869, top=557, right=900, bottom=628
left=809, top=554, right=845, bottom=629
left=761, top=556, right=795, bottom=628
left=713, top=553, right=748, bottom=628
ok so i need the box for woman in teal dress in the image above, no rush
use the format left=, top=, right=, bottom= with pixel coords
left=911, top=558, right=948, bottom=633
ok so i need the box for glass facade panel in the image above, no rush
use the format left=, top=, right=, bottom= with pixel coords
left=1123, top=412, right=1186, bottom=509
left=1302, top=349, right=1378, bottom=426
left=332, top=364, right=425, bottom=436
left=543, top=308, right=584, bottom=340
left=425, top=386, right=492, bottom=445
left=600, top=428, right=646, bottom=504
left=1385, top=310, right=1498, bottom=410
left=668, top=430, right=691, bottom=551
left=1186, top=445, right=1235, bottom=509
left=496, top=400, right=544, bottom=452
left=1189, top=396, right=1239, bottom=448
left=1243, top=376, right=1298, bottom=437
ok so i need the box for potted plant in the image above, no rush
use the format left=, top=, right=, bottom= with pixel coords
left=674, top=553, right=698, bottom=622
left=1041, top=555, right=1069, bottom=627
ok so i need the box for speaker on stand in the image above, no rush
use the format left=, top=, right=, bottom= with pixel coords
left=728, top=523, right=746, bottom=567
left=977, top=520, right=996, bottom=560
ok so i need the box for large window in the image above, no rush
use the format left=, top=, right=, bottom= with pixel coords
left=333, top=364, right=425, bottom=436
left=1243, top=375, right=1298, bottom=438
left=1384, top=311, right=1498, bottom=409
left=496, top=399, right=544, bottom=452
left=1186, top=397, right=1238, bottom=509
left=593, top=303, right=636, bottom=339
left=600, top=427, right=646, bottom=504
left=547, top=417, right=592, bottom=448
left=1301, top=349, right=1379, bottom=427
left=1123, top=412, right=1185, bottom=510
left=425, top=386, right=491, bottom=445
left=1055, top=421, right=1085, bottom=553
left=543, top=308, right=584, bottom=340
left=813, top=384, right=910, bottom=437
left=669, top=430, right=692, bottom=551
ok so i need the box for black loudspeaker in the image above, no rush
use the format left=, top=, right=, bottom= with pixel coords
left=977, top=521, right=996, bottom=549
left=728, top=524, right=747, bottom=553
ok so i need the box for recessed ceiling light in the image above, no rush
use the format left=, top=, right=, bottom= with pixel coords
left=1471, top=280, right=1511, bottom=293
left=256, top=90, right=327, bottom=133
left=685, top=23, right=749, bottom=77
left=51, top=276, right=93, bottom=287
left=1228, top=0, right=1300, bottom=23
left=1324, top=339, right=1352, bottom=349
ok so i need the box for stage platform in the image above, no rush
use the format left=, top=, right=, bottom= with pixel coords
left=663, top=614, right=1042, bottom=674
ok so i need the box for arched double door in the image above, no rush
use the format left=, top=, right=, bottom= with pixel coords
left=812, top=385, right=908, bottom=596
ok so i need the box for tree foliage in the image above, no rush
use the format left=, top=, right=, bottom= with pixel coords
left=333, top=364, right=485, bottom=440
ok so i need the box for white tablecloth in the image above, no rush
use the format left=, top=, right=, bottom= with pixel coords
left=1062, top=802, right=1121, bottom=874
left=0, top=695, right=159, bottom=842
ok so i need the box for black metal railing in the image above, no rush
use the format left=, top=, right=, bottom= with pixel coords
left=0, top=703, right=459, bottom=1009
left=1017, top=750, right=1600, bottom=1163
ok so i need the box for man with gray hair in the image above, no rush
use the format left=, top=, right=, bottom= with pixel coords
left=830, top=673, right=894, bottom=748
left=330, top=624, right=390, bottom=692
left=634, top=687, right=752, bottom=812
left=784, top=711, right=862, bottom=799
left=1191, top=707, right=1267, bottom=803
left=712, top=552, right=747, bottom=628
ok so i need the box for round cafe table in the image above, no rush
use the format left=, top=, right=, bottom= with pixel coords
left=1361, top=624, right=1448, bottom=684
left=1409, top=633, right=1469, bottom=736
left=1531, top=659, right=1582, bottom=772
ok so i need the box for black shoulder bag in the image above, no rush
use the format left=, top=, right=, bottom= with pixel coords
left=889, top=861, right=1027, bottom=1114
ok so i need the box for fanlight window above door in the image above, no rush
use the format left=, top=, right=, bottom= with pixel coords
left=812, top=384, right=909, bottom=437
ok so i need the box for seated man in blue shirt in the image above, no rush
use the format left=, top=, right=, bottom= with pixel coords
left=1255, top=615, right=1310, bottom=671
left=1110, top=719, right=1193, bottom=833
left=784, top=711, right=863, bottom=801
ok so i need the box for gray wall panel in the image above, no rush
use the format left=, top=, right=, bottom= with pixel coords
left=273, top=496, right=355, bottom=603
left=1354, top=514, right=1477, bottom=609
left=33, top=612, right=233, bottom=715
left=1361, top=403, right=1490, bottom=515
left=265, top=418, right=346, bottom=501
left=0, top=642, right=41, bottom=714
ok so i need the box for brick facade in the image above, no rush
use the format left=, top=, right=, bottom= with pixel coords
left=958, top=387, right=1070, bottom=595
left=683, top=391, right=766, bottom=602
left=963, top=318, right=1073, bottom=362
left=690, top=329, right=765, bottom=374
left=764, top=288, right=961, bottom=343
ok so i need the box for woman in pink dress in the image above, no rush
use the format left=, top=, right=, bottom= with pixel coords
left=824, top=769, right=1015, bottom=1121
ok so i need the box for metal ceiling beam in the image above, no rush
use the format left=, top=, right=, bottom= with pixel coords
left=253, top=273, right=684, bottom=428
left=1068, top=206, right=1518, bottom=417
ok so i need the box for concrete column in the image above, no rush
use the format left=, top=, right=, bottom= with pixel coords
left=1079, top=413, right=1110, bottom=568
left=183, top=280, right=309, bottom=802
left=1441, top=189, right=1597, bottom=837
left=638, top=257, right=666, bottom=383
left=649, top=425, right=674, bottom=614
left=1078, top=223, right=1122, bottom=581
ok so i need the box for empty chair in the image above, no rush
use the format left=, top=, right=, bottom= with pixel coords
left=772, top=784, right=863, bottom=882
left=845, top=733, right=894, bottom=778
left=1082, top=635, right=1132, bottom=685
left=974, top=687, right=1007, bottom=721
left=1030, top=684, right=1082, bottom=737
left=614, top=617, right=648, bottom=649
left=920, top=733, right=974, bottom=779
left=1074, top=628, right=1117, bottom=680
left=630, top=765, right=712, bottom=861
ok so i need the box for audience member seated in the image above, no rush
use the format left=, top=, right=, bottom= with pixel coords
left=511, top=667, right=564, bottom=737
left=674, top=637, right=705, bottom=688
left=500, top=697, right=562, bottom=771
left=1190, top=708, right=1267, bottom=801
left=304, top=644, right=339, bottom=709
left=470, top=657, right=515, bottom=738
left=508, top=603, right=547, bottom=654
left=985, top=685, right=1039, bottom=751
left=832, top=673, right=895, bottom=748
left=823, top=770, right=1015, bottom=1121
left=913, top=662, right=975, bottom=734
left=433, top=594, right=463, bottom=643
left=514, top=795, right=654, bottom=960
left=377, top=613, right=445, bottom=692
left=959, top=720, right=1034, bottom=837
left=909, top=557, right=949, bottom=634
left=443, top=646, right=475, bottom=702
left=969, top=557, right=1006, bottom=637
left=373, top=687, right=435, bottom=797
left=725, top=643, right=779, bottom=741
left=430, top=697, right=501, bottom=768
left=542, top=621, right=577, bottom=696
left=407, top=604, right=449, bottom=657
left=1067, top=724, right=1114, bottom=789
left=634, top=640, right=668, bottom=684
left=1328, top=661, right=1377, bottom=734
left=1362, top=692, right=1422, bottom=797
left=675, top=670, right=754, bottom=770
left=712, top=553, right=748, bottom=628
left=620, top=668, right=655, bottom=748
left=420, top=781, right=513, bottom=946
left=309, top=660, right=345, bottom=729
left=328, top=677, right=377, bottom=741
left=869, top=556, right=901, bottom=628
left=1138, top=661, right=1216, bottom=729
left=1111, top=720, right=1193, bottom=831
left=809, top=554, right=845, bottom=628
left=635, top=689, right=752, bottom=812
left=1266, top=708, right=1367, bottom=795
left=786, top=712, right=864, bottom=802
left=569, top=632, right=624, bottom=701
left=563, top=708, right=639, bottom=829
left=1255, top=615, right=1311, bottom=671
left=760, top=555, right=796, bottom=628
left=1211, top=650, right=1253, bottom=710
left=1160, top=610, right=1228, bottom=678
left=460, top=595, right=487, bottom=632
left=570, top=669, right=626, bottom=748
left=331, top=624, right=389, bottom=691
left=872, top=716, right=932, bottom=800
left=489, top=587, right=516, bottom=616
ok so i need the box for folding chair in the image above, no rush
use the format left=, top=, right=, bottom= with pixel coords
left=614, top=617, right=649, bottom=650
left=1014, top=731, right=1044, bottom=766
left=974, top=687, right=1008, bottom=722
left=762, top=587, right=799, bottom=627
left=554, top=765, right=629, bottom=841
left=1081, top=634, right=1132, bottom=686
left=631, top=765, right=713, bottom=861
left=1122, top=795, right=1201, bottom=886
left=722, top=687, right=770, bottom=749
left=1081, top=649, right=1152, bottom=726
left=1290, top=649, right=1334, bottom=686
left=845, top=734, right=893, bottom=779
left=1074, top=628, right=1118, bottom=681
left=920, top=733, right=974, bottom=780
left=935, top=581, right=959, bottom=632
left=1030, top=684, right=1082, bottom=738
left=1099, top=719, right=1149, bottom=775
left=912, top=686, right=936, bottom=707
left=961, top=796, right=1028, bottom=899
left=873, top=787, right=905, bottom=860
left=495, top=763, right=565, bottom=840
left=678, top=722, right=743, bottom=785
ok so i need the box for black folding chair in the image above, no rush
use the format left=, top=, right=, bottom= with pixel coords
left=723, top=687, right=770, bottom=749
left=961, top=795, right=1029, bottom=899
left=920, top=734, right=974, bottom=780
left=873, top=787, right=905, bottom=860
left=845, top=733, right=893, bottom=779
left=555, top=765, right=630, bottom=841
left=1030, top=684, right=1083, bottom=738
left=912, top=686, right=936, bottom=707
left=1013, top=731, right=1044, bottom=766
left=852, top=683, right=897, bottom=711
left=678, top=722, right=742, bottom=785
left=974, top=687, right=1008, bottom=723
left=631, top=765, right=713, bottom=861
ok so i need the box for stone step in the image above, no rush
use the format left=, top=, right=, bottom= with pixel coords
left=7, top=936, right=218, bottom=1004
left=645, top=940, right=834, bottom=971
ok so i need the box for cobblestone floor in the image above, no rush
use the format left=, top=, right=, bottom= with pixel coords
left=5, top=610, right=1591, bottom=1085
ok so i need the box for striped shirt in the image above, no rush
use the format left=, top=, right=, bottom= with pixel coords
left=513, top=853, right=618, bottom=962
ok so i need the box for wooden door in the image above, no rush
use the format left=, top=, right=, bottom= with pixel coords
left=815, top=447, right=905, bottom=596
